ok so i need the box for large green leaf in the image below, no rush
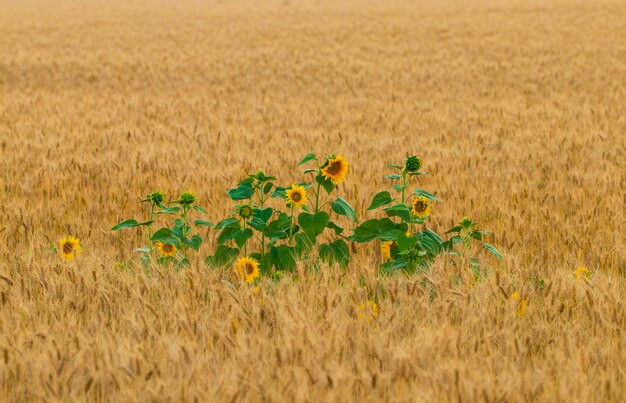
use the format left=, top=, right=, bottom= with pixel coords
left=367, top=191, right=394, bottom=210
left=234, top=228, right=253, bottom=248
left=315, top=173, right=335, bottom=194
left=295, top=229, right=316, bottom=255
left=194, top=219, right=213, bottom=227
left=193, top=205, right=209, bottom=214
left=206, top=245, right=239, bottom=268
left=182, top=235, right=203, bottom=251
left=414, top=188, right=442, bottom=201
left=319, top=240, right=350, bottom=268
left=484, top=243, right=503, bottom=259
left=228, top=182, right=254, bottom=200
left=331, top=197, right=358, bottom=223
left=384, top=203, right=411, bottom=222
left=297, top=153, right=317, bottom=166
left=298, top=212, right=329, bottom=236
left=112, top=219, right=153, bottom=231
left=215, top=218, right=239, bottom=230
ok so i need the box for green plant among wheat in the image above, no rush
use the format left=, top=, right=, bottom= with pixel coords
left=111, top=191, right=212, bottom=267
left=109, top=154, right=501, bottom=280
left=206, top=154, right=357, bottom=283
left=348, top=156, right=502, bottom=274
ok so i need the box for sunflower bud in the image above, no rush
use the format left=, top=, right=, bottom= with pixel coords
left=407, top=248, right=421, bottom=262
left=149, top=191, right=164, bottom=204
left=180, top=192, right=196, bottom=205
left=405, top=156, right=422, bottom=173
left=237, top=204, right=253, bottom=219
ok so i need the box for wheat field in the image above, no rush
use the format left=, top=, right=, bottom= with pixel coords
left=1, top=0, right=625, bottom=401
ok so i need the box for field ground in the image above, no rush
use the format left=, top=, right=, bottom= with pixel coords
left=1, top=0, right=625, bottom=401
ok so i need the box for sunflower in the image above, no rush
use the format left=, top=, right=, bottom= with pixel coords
left=575, top=266, right=590, bottom=280
left=59, top=236, right=82, bottom=261
left=321, top=155, right=349, bottom=184
left=357, top=300, right=379, bottom=322
left=285, top=184, right=307, bottom=208
left=411, top=196, right=431, bottom=218
left=234, top=256, right=260, bottom=284
left=237, top=204, right=253, bottom=220
left=381, top=241, right=393, bottom=261
left=156, top=242, right=177, bottom=257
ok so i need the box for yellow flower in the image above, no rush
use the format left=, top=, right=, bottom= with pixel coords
left=357, top=300, right=379, bottom=322
left=234, top=256, right=260, bottom=284
left=381, top=241, right=393, bottom=261
left=321, top=155, right=349, bottom=184
left=517, top=299, right=528, bottom=318
left=285, top=184, right=307, bottom=208
left=411, top=196, right=431, bottom=218
left=156, top=242, right=177, bottom=257
left=510, top=292, right=527, bottom=318
left=59, top=236, right=82, bottom=261
left=575, top=266, right=590, bottom=280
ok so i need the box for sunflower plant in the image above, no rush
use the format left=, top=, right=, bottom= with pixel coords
left=112, top=191, right=212, bottom=266
left=208, top=154, right=357, bottom=279
left=348, top=156, right=502, bottom=274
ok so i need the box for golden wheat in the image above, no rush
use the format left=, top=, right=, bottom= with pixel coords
left=1, top=0, right=625, bottom=401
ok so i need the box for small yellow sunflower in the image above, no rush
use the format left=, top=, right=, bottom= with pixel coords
left=156, top=242, right=177, bottom=257
left=321, top=155, right=349, bottom=184
left=234, top=256, right=260, bottom=284
left=381, top=241, right=393, bottom=261
left=59, top=236, right=82, bottom=261
left=285, top=184, right=307, bottom=208
left=411, top=196, right=431, bottom=218
left=574, top=266, right=590, bottom=280
left=357, top=300, right=379, bottom=322
left=237, top=204, right=253, bottom=220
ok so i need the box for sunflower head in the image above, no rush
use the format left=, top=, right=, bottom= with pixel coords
left=285, top=185, right=307, bottom=208
left=156, top=242, right=177, bottom=257
left=357, top=300, right=379, bottom=322
left=407, top=248, right=422, bottom=262
left=320, top=154, right=349, bottom=184
left=149, top=191, right=164, bottom=204
left=234, top=256, right=260, bottom=284
left=381, top=241, right=393, bottom=261
left=575, top=266, right=590, bottom=280
left=411, top=196, right=431, bottom=218
left=59, top=236, right=82, bottom=261
left=179, top=192, right=196, bottom=205
left=405, top=155, right=422, bottom=173
left=236, top=204, right=254, bottom=220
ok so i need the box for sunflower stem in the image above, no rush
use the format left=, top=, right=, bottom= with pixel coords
left=314, top=182, right=321, bottom=212
left=288, top=205, right=295, bottom=244
left=148, top=202, right=155, bottom=254
left=401, top=172, right=407, bottom=204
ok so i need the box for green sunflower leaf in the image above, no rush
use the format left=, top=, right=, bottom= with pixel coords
left=298, top=153, right=317, bottom=166
left=182, top=235, right=203, bottom=251
left=414, top=188, right=442, bottom=201
left=298, top=212, right=330, bottom=236
left=316, top=174, right=335, bottom=194
left=367, top=191, right=394, bottom=210
left=331, top=197, right=358, bottom=223
left=484, top=243, right=503, bottom=259
left=206, top=245, right=239, bottom=269
left=193, top=205, right=209, bottom=214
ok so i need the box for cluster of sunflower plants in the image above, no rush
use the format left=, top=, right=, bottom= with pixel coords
left=348, top=156, right=502, bottom=274
left=206, top=154, right=357, bottom=284
left=111, top=191, right=212, bottom=267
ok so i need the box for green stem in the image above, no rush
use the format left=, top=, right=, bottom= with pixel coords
left=314, top=182, right=321, bottom=212
left=260, top=193, right=266, bottom=258
left=148, top=203, right=155, bottom=253
left=401, top=172, right=407, bottom=204
left=288, top=205, right=295, bottom=244
left=182, top=205, right=189, bottom=258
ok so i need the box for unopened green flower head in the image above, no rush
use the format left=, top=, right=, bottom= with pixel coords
left=149, top=191, right=164, bottom=204
left=237, top=204, right=253, bottom=219
left=407, top=248, right=421, bottom=262
left=180, top=191, right=195, bottom=205
left=405, top=156, right=422, bottom=173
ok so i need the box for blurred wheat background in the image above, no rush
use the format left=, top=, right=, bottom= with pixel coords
left=1, top=0, right=625, bottom=401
